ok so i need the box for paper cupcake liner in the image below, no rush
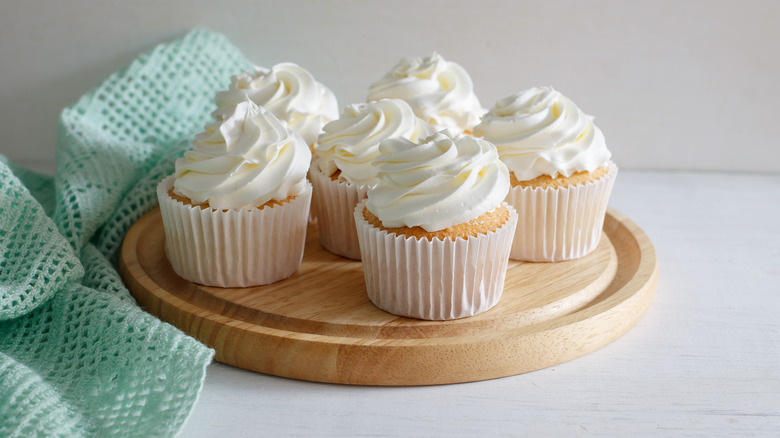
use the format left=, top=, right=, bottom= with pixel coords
left=507, top=163, right=617, bottom=262
left=310, top=166, right=371, bottom=260
left=307, top=171, right=318, bottom=224
left=307, top=147, right=319, bottom=223
left=156, top=176, right=312, bottom=287
left=354, top=201, right=518, bottom=320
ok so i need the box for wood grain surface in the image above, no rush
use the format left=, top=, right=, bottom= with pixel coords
left=119, top=207, right=657, bottom=386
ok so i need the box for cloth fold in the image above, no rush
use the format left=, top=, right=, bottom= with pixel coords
left=0, top=28, right=254, bottom=437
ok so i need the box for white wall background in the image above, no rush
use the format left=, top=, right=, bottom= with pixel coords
left=1, top=0, right=778, bottom=175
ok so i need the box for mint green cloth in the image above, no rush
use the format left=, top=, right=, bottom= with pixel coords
left=0, top=29, right=253, bottom=437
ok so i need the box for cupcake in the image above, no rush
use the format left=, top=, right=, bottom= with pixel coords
left=311, top=99, right=435, bottom=259
left=366, top=52, right=484, bottom=135
left=474, top=86, right=617, bottom=262
left=213, top=62, right=338, bottom=148
left=212, top=62, right=337, bottom=222
left=157, top=98, right=312, bottom=287
left=354, top=131, right=518, bottom=320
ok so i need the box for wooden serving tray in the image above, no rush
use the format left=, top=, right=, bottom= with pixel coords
left=119, top=207, right=657, bottom=386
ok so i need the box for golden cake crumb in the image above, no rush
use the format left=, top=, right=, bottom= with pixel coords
left=362, top=204, right=510, bottom=241
left=511, top=166, right=610, bottom=189
left=167, top=189, right=294, bottom=211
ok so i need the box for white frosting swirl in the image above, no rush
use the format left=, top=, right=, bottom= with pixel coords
left=314, top=99, right=435, bottom=186
left=173, top=99, right=311, bottom=209
left=474, top=86, right=611, bottom=181
left=366, top=53, right=484, bottom=134
left=214, top=63, right=339, bottom=146
left=366, top=132, right=509, bottom=231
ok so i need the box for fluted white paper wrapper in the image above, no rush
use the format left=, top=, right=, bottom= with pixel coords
left=156, top=176, right=312, bottom=287
left=354, top=201, right=518, bottom=320
left=310, top=166, right=371, bottom=260
left=307, top=158, right=318, bottom=224
left=507, top=163, right=617, bottom=262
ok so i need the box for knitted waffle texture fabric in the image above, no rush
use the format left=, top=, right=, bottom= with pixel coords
left=0, top=29, right=253, bottom=437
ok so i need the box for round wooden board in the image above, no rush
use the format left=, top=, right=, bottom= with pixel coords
left=119, top=207, right=657, bottom=386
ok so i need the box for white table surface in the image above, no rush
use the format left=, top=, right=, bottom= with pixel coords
left=176, top=169, right=780, bottom=437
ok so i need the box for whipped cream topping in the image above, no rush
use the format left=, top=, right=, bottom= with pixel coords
left=474, top=86, right=611, bottom=181
left=315, top=99, right=435, bottom=186
left=214, top=63, right=338, bottom=146
left=366, top=53, right=484, bottom=134
left=366, top=131, right=509, bottom=232
left=173, top=99, right=311, bottom=209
